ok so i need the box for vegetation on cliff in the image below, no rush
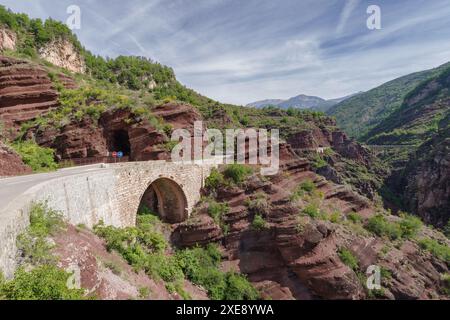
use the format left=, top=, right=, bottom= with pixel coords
left=0, top=203, right=85, bottom=300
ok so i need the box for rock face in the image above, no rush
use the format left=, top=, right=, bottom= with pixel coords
left=287, top=126, right=372, bottom=166
left=173, top=145, right=448, bottom=300
left=0, top=140, right=31, bottom=176
left=0, top=56, right=77, bottom=137
left=52, top=224, right=208, bottom=300
left=402, top=115, right=450, bottom=227
left=0, top=28, right=16, bottom=51
left=28, top=103, right=203, bottom=162
left=38, top=39, right=86, bottom=74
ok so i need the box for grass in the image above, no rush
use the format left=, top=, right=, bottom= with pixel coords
left=290, top=179, right=317, bottom=201
left=338, top=248, right=359, bottom=271
left=251, top=215, right=267, bottom=231
left=365, top=213, right=422, bottom=240
left=206, top=199, right=230, bottom=234
left=176, top=244, right=259, bottom=300
left=10, top=140, right=58, bottom=172
left=0, top=202, right=87, bottom=300
left=223, top=164, right=253, bottom=185
left=302, top=203, right=321, bottom=218
left=419, top=239, right=450, bottom=263
left=0, top=265, right=85, bottom=300
left=17, top=203, right=65, bottom=266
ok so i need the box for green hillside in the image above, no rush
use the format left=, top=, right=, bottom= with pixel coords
left=327, top=62, right=450, bottom=139
left=365, top=65, right=450, bottom=145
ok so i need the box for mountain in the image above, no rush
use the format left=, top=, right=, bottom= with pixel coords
left=244, top=99, right=284, bottom=108
left=246, top=93, right=358, bottom=111
left=327, top=62, right=450, bottom=139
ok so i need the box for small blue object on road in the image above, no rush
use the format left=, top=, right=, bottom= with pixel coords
left=117, top=151, right=123, bottom=158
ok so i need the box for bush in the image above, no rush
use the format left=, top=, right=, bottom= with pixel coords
left=366, top=214, right=402, bottom=240
left=398, top=213, right=422, bottom=238
left=176, top=244, right=259, bottom=300
left=11, top=140, right=57, bottom=172
left=348, top=212, right=362, bottom=224
left=252, top=215, right=267, bottom=230
left=246, top=192, right=269, bottom=215
left=223, top=164, right=253, bottom=185
left=338, top=248, right=359, bottom=271
left=303, top=203, right=320, bottom=218
left=299, top=180, right=316, bottom=193
left=290, top=180, right=317, bottom=200
left=419, top=239, right=450, bottom=263
left=207, top=201, right=229, bottom=225
left=0, top=265, right=85, bottom=300
left=223, top=273, right=259, bottom=300
left=205, top=168, right=225, bottom=191
left=444, top=220, right=450, bottom=238
left=17, top=203, right=64, bottom=266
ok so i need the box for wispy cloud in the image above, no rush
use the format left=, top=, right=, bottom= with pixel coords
left=336, top=0, right=360, bottom=35
left=1, top=0, right=449, bottom=104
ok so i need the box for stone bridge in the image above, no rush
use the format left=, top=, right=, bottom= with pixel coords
left=0, top=160, right=216, bottom=278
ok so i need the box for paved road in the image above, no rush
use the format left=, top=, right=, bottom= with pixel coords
left=0, top=164, right=108, bottom=213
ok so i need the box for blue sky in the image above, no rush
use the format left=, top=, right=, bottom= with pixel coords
left=1, top=0, right=450, bottom=105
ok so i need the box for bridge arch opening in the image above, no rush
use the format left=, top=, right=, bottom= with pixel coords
left=138, top=178, right=188, bottom=223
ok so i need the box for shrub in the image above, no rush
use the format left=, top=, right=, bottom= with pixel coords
left=366, top=214, right=402, bottom=240
left=223, top=164, right=253, bottom=185
left=205, top=168, right=225, bottom=191
left=0, top=265, right=85, bottom=300
left=328, top=211, right=341, bottom=223
left=442, top=273, right=450, bottom=296
left=11, top=140, right=57, bottom=172
left=290, top=180, right=317, bottom=200
left=252, top=215, right=267, bottom=230
left=338, top=248, right=359, bottom=271
left=299, top=180, right=316, bottom=193
left=246, top=192, right=269, bottom=215
left=348, top=212, right=362, bottom=224
left=207, top=201, right=229, bottom=225
left=444, top=220, right=450, bottom=238
left=419, top=239, right=450, bottom=263
left=303, top=203, right=320, bottom=218
left=176, top=244, right=258, bottom=300
left=398, top=213, right=422, bottom=238
left=223, top=273, right=259, bottom=300
left=17, top=203, right=64, bottom=266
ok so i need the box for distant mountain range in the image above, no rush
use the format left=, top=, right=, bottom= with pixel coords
left=246, top=93, right=360, bottom=112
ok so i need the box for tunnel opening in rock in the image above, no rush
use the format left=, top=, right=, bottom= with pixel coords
left=138, top=178, right=188, bottom=223
left=110, top=130, right=131, bottom=156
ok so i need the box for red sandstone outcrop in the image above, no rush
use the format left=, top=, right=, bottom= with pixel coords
left=0, top=140, right=31, bottom=176
left=27, top=103, right=203, bottom=162
left=0, top=56, right=77, bottom=137
left=172, top=145, right=448, bottom=300
left=53, top=224, right=208, bottom=300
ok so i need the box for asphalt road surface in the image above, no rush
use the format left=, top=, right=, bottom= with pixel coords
left=0, top=164, right=107, bottom=213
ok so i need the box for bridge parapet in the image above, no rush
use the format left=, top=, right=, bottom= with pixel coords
left=0, top=160, right=216, bottom=278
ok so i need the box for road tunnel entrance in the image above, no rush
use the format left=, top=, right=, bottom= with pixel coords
left=110, top=129, right=131, bottom=156
left=138, top=178, right=188, bottom=223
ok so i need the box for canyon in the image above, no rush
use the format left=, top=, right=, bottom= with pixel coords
left=0, top=7, right=449, bottom=300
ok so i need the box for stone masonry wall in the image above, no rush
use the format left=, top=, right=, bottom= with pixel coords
left=0, top=161, right=216, bottom=278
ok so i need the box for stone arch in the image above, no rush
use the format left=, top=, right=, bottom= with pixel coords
left=138, top=177, right=188, bottom=223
